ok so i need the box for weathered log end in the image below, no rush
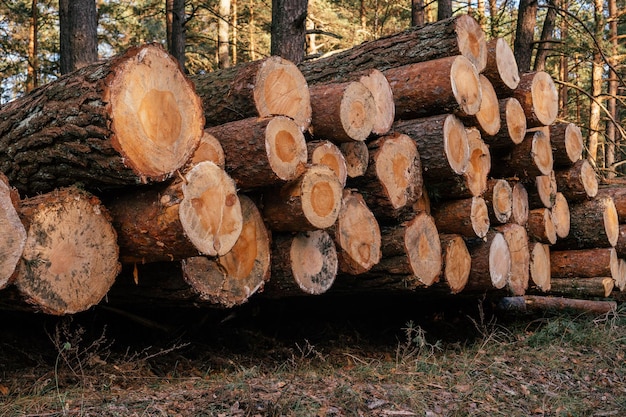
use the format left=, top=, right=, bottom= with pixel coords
left=534, top=171, right=557, bottom=208
left=527, top=208, right=557, bottom=245
left=454, top=14, right=488, bottom=72
left=487, top=179, right=513, bottom=224
left=530, top=242, right=551, bottom=292
left=290, top=230, right=338, bottom=295
left=359, top=69, right=395, bottom=135
left=470, top=196, right=490, bottom=238
left=340, top=141, right=369, bottom=178
left=444, top=114, right=471, bottom=175
left=0, top=175, right=27, bottom=289
left=511, top=181, right=529, bottom=226
left=404, top=213, right=442, bottom=286
left=440, top=234, right=471, bottom=294
left=497, top=223, right=530, bottom=296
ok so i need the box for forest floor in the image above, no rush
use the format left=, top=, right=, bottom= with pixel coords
left=0, top=293, right=624, bottom=417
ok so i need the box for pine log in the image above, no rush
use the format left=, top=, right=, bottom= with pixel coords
left=513, top=71, right=559, bottom=127
left=464, top=230, right=511, bottom=291
left=550, top=247, right=619, bottom=281
left=495, top=223, right=530, bottom=296
left=431, top=196, right=490, bottom=238
left=463, top=128, right=491, bottom=197
left=498, top=295, right=616, bottom=314
left=550, top=123, right=584, bottom=167
left=185, top=131, right=225, bottom=170
left=357, top=69, right=395, bottom=135
left=616, top=259, right=626, bottom=291
left=384, top=55, right=482, bottom=119
left=544, top=277, right=615, bottom=299
left=483, top=98, right=527, bottom=150
left=483, top=37, right=520, bottom=95
left=340, top=141, right=369, bottom=178
left=108, top=161, right=243, bottom=263
left=14, top=187, right=120, bottom=315
left=553, top=195, right=619, bottom=249
left=205, top=116, right=307, bottom=190
left=460, top=75, right=501, bottom=136
left=298, top=14, right=487, bottom=84
left=0, top=174, right=27, bottom=289
left=309, top=81, right=375, bottom=142
left=551, top=192, right=570, bottom=239
left=348, top=133, right=422, bottom=222
left=0, top=44, right=203, bottom=196
left=530, top=242, right=551, bottom=292
left=614, top=224, right=626, bottom=260
left=331, top=190, right=381, bottom=275
left=554, top=159, right=598, bottom=203
left=307, top=140, right=348, bottom=187
left=529, top=171, right=558, bottom=209
left=597, top=187, right=626, bottom=222
left=394, top=114, right=469, bottom=192
left=439, top=234, right=471, bottom=294
left=484, top=179, right=513, bottom=224
left=510, top=181, right=530, bottom=226
left=413, top=183, right=431, bottom=215
left=262, top=164, right=343, bottom=231
left=180, top=195, right=270, bottom=308
left=526, top=208, right=557, bottom=244
left=492, top=129, right=553, bottom=179
left=192, top=56, right=312, bottom=131
left=265, top=230, right=338, bottom=296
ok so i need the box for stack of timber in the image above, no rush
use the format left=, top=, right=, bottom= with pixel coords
left=1, top=16, right=624, bottom=317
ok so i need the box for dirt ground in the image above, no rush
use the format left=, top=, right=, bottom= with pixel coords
left=0, top=293, right=624, bottom=416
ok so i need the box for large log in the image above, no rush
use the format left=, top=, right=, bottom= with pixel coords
left=192, top=56, right=312, bottom=131
left=0, top=44, right=204, bottom=196
left=180, top=195, right=270, bottom=307
left=13, top=187, right=120, bottom=315
left=460, top=75, right=501, bottom=136
left=550, top=123, right=584, bottom=167
left=0, top=174, right=27, bottom=289
left=498, top=295, right=616, bottom=314
left=554, top=159, right=598, bottom=203
left=483, top=179, right=513, bottom=224
left=384, top=55, right=482, bottom=119
left=495, top=223, right=530, bottom=296
left=464, top=231, right=511, bottom=292
left=482, top=38, right=520, bottom=95
left=513, top=71, right=559, bottom=127
left=529, top=242, right=551, bottom=292
left=107, top=161, right=243, bottom=263
left=298, top=14, right=487, bottom=84
left=205, top=116, right=307, bottom=190
left=307, top=140, right=348, bottom=187
left=550, top=247, right=619, bottom=280
left=432, top=196, right=490, bottom=238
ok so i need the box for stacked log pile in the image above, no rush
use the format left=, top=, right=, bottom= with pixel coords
left=0, top=17, right=624, bottom=316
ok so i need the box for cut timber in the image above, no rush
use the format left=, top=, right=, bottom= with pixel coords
left=617, top=259, right=626, bottom=291
left=0, top=174, right=27, bottom=289
left=378, top=212, right=442, bottom=286
left=513, top=71, right=559, bottom=127
left=613, top=224, right=626, bottom=259
left=205, top=116, right=307, bottom=190
left=526, top=208, right=557, bottom=244
left=108, top=161, right=243, bottom=263
left=309, top=81, right=375, bottom=142
left=551, top=192, right=570, bottom=239
left=349, top=133, right=422, bottom=222
left=180, top=196, right=270, bottom=307
left=394, top=114, right=469, bottom=185
left=298, top=14, right=487, bottom=84
left=530, top=171, right=557, bottom=209
left=483, top=38, right=520, bottom=95
left=308, top=141, right=348, bottom=187
left=597, top=187, right=626, bottom=222
left=186, top=131, right=225, bottom=170
left=358, top=69, right=395, bottom=135
left=495, top=223, right=530, bottom=296
left=550, top=247, right=619, bottom=280
left=484, top=98, right=526, bottom=150
left=553, top=195, right=619, bottom=249
left=465, top=231, right=511, bottom=291
left=498, top=296, right=616, bottom=314
left=0, top=44, right=203, bottom=196
left=554, top=160, right=597, bottom=203
left=266, top=230, right=338, bottom=296
left=385, top=55, right=482, bottom=119
left=331, top=190, right=381, bottom=275
left=545, top=277, right=615, bottom=299
left=463, top=128, right=491, bottom=197
left=530, top=242, right=551, bottom=292
left=340, top=141, right=369, bottom=178
left=510, top=182, right=530, bottom=226
left=440, top=234, right=471, bottom=294
left=484, top=179, right=513, bottom=224
left=432, top=196, right=490, bottom=238
left=263, top=164, right=343, bottom=231
left=14, top=187, right=120, bottom=315
left=192, top=56, right=312, bottom=131
left=493, top=129, right=553, bottom=179
left=460, top=75, right=501, bottom=136
left=413, top=184, right=431, bottom=215
left=550, top=123, right=584, bottom=167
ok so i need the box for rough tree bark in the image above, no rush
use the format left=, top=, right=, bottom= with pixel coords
left=271, top=0, right=308, bottom=64
left=59, top=0, right=98, bottom=74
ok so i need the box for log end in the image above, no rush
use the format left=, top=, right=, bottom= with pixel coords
left=564, top=123, right=584, bottom=164
left=340, top=141, right=369, bottom=178
left=511, top=182, right=529, bottom=226
left=309, top=141, right=348, bottom=187
left=494, top=37, right=520, bottom=90
left=498, top=223, right=530, bottom=296
left=475, top=75, right=501, bottom=136
left=341, top=81, right=376, bottom=141
left=0, top=178, right=27, bottom=289
left=405, top=213, right=442, bottom=286
left=535, top=171, right=557, bottom=208
left=465, top=128, right=490, bottom=197
left=581, top=159, right=599, bottom=199
left=470, top=196, right=490, bottom=238
left=604, top=196, right=619, bottom=247
left=489, top=232, right=511, bottom=290
left=290, top=230, right=338, bottom=295
left=301, top=165, right=344, bottom=229
left=531, top=71, right=559, bottom=126
left=440, top=234, right=471, bottom=294
left=491, top=179, right=513, bottom=224
left=532, top=130, right=554, bottom=176
left=551, top=192, right=570, bottom=239
left=530, top=242, right=551, bottom=292
left=504, top=98, right=527, bottom=145
left=451, top=56, right=482, bottom=116
left=359, top=69, right=395, bottom=135
left=455, top=14, right=488, bottom=72
left=188, top=131, right=226, bottom=170
left=266, top=116, right=308, bottom=182
left=443, top=115, right=470, bottom=175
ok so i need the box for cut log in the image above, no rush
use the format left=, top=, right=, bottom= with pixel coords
left=108, top=161, right=243, bottom=263
left=495, top=223, right=530, bottom=296
left=529, top=171, right=558, bottom=209
left=617, top=259, right=626, bottom=291
left=530, top=242, right=551, bottom=292
left=483, top=98, right=527, bottom=150
left=597, top=187, right=626, bottom=222
left=439, top=234, right=471, bottom=294
left=483, top=37, right=520, bottom=95
left=307, top=140, right=348, bottom=187
left=262, top=164, right=343, bottom=231
left=266, top=230, right=338, bottom=296
left=484, top=179, right=513, bottom=224
left=394, top=114, right=469, bottom=189
left=545, top=277, right=615, bottom=299
left=384, top=55, right=482, bottom=119
left=613, top=224, right=626, bottom=259
left=0, top=44, right=203, bottom=196
left=526, top=208, right=557, bottom=244
left=186, top=131, right=225, bottom=170
left=431, top=196, right=490, bottom=238
left=513, top=71, right=559, bottom=127
left=460, top=75, right=501, bottom=136
left=192, top=56, right=312, bottom=131
left=331, top=190, right=381, bottom=275
left=180, top=195, right=270, bottom=308
left=0, top=174, right=27, bottom=289
left=463, top=128, right=491, bottom=197
left=309, top=81, right=375, bottom=142
left=552, top=195, right=619, bottom=249
left=205, top=116, right=307, bottom=190
left=551, top=192, right=570, bottom=239
left=550, top=247, right=619, bottom=281
left=492, top=129, right=553, bottom=179
left=357, top=69, right=395, bottom=135
left=349, top=133, right=422, bottom=222
left=550, top=123, right=584, bottom=167
left=554, top=159, right=598, bottom=203
left=497, top=295, right=616, bottom=314
left=298, top=14, right=487, bottom=84
left=14, top=187, right=120, bottom=315
left=510, top=181, right=530, bottom=226
left=413, top=184, right=431, bottom=215
left=340, top=141, right=369, bottom=178
left=464, top=230, right=511, bottom=291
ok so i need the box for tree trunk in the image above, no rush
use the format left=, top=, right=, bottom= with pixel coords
left=166, top=0, right=186, bottom=70
left=483, top=38, right=520, bottom=95
left=464, top=230, right=511, bottom=291
left=530, top=242, right=551, bottom=292
left=271, top=0, right=308, bottom=64
left=27, top=0, right=38, bottom=92
left=550, top=247, right=619, bottom=280
left=432, top=196, right=490, bottom=238
left=191, top=56, right=312, bottom=131
left=554, top=160, right=598, bottom=203
left=412, top=0, right=425, bottom=26
left=588, top=0, right=605, bottom=165
left=340, top=141, right=369, bottom=178
left=533, top=0, right=557, bottom=72
left=0, top=44, right=204, bottom=196
left=484, top=179, right=513, bottom=224
left=218, top=0, right=232, bottom=68
left=606, top=0, right=618, bottom=178
left=495, top=223, right=530, bottom=296
left=513, top=0, right=538, bottom=73
left=0, top=174, right=27, bottom=289
left=550, top=123, right=584, bottom=168
left=460, top=75, right=501, bottom=136
left=59, top=0, right=98, bottom=74
left=527, top=208, right=557, bottom=244
left=437, top=0, right=453, bottom=20
left=551, top=192, right=571, bottom=239
left=307, top=141, right=348, bottom=187
left=513, top=71, right=559, bottom=127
